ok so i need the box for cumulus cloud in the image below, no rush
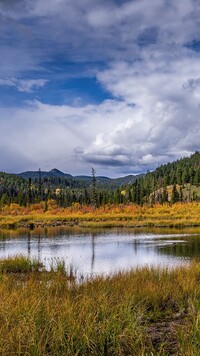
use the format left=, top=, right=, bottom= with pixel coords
left=0, top=100, right=131, bottom=174
left=79, top=50, right=200, bottom=173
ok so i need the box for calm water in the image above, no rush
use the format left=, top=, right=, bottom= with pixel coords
left=0, top=227, right=200, bottom=276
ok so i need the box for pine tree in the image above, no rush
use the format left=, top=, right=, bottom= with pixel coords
left=91, top=168, right=97, bottom=208
left=171, top=184, right=179, bottom=204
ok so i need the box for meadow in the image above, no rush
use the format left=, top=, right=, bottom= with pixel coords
left=0, top=256, right=200, bottom=355
left=1, top=201, right=200, bottom=229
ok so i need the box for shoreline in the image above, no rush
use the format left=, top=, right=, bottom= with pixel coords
left=1, top=202, right=200, bottom=229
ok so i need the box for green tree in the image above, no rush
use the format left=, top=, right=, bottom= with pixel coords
left=91, top=168, right=97, bottom=208
left=171, top=184, right=179, bottom=204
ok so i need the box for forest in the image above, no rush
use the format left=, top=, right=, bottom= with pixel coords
left=0, top=151, right=200, bottom=208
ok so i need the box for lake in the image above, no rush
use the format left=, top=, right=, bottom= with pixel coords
left=0, top=227, right=200, bottom=277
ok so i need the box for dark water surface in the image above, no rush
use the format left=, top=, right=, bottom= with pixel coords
left=0, top=227, right=200, bottom=276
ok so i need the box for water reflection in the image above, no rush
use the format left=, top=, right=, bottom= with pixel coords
left=158, top=236, right=200, bottom=259
left=0, top=227, right=200, bottom=276
left=91, top=233, right=95, bottom=272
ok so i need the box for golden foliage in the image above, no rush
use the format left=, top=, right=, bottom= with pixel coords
left=0, top=201, right=200, bottom=228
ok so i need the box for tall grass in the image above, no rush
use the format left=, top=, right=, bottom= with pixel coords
left=0, top=255, right=43, bottom=273
left=0, top=257, right=200, bottom=354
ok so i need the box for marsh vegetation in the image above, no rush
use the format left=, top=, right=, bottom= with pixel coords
left=0, top=256, right=200, bottom=355
left=1, top=202, right=200, bottom=229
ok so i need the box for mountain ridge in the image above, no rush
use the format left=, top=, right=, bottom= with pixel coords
left=17, top=169, right=143, bottom=187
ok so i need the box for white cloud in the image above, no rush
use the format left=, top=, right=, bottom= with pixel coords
left=1, top=1, right=200, bottom=175
left=1, top=78, right=199, bottom=176
left=0, top=78, right=48, bottom=92
left=78, top=45, right=200, bottom=173
left=0, top=100, right=133, bottom=174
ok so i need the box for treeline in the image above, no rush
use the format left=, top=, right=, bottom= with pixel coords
left=0, top=171, right=127, bottom=208
left=1, top=151, right=200, bottom=208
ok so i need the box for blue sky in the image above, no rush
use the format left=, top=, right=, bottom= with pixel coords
left=0, top=0, right=200, bottom=177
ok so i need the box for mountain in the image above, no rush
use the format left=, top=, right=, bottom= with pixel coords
left=19, top=169, right=72, bottom=180
left=127, top=151, right=200, bottom=204
left=149, top=150, right=200, bottom=187
left=18, top=169, right=143, bottom=188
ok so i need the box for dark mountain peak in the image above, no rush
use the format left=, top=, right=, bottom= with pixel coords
left=18, top=169, right=72, bottom=179
left=50, top=168, right=65, bottom=176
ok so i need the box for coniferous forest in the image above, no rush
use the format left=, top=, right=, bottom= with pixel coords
left=1, top=151, right=200, bottom=208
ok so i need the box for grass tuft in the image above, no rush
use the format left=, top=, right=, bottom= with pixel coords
left=0, top=255, right=43, bottom=273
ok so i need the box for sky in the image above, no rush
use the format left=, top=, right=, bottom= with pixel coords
left=0, top=0, right=200, bottom=177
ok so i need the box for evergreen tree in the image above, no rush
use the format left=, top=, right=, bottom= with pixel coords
left=91, top=168, right=97, bottom=208
left=171, top=184, right=179, bottom=204
left=162, top=187, right=168, bottom=203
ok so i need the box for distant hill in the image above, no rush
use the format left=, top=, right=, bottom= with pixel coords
left=149, top=150, right=200, bottom=189
left=127, top=151, right=200, bottom=204
left=18, top=170, right=143, bottom=189
left=0, top=171, right=24, bottom=185
left=19, top=169, right=72, bottom=180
